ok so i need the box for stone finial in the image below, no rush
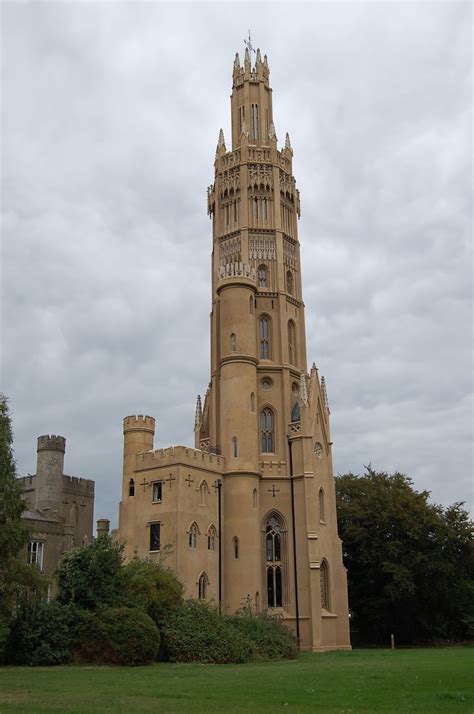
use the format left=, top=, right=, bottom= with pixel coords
left=234, top=52, right=240, bottom=69
left=268, top=121, right=277, bottom=141
left=299, top=371, right=309, bottom=407
left=264, top=54, right=269, bottom=68
left=321, top=376, right=329, bottom=412
left=217, top=128, right=225, bottom=149
left=194, top=394, right=202, bottom=430
left=285, top=132, right=292, bottom=150
left=256, top=48, right=262, bottom=64
left=244, top=47, right=250, bottom=64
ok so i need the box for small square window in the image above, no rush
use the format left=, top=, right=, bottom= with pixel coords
left=152, top=481, right=162, bottom=502
left=149, top=523, right=160, bottom=551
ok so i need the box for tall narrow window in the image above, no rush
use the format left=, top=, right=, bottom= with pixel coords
left=149, top=523, right=160, bottom=552
left=286, top=270, right=294, bottom=295
left=152, top=481, right=162, bottom=503
left=27, top=541, right=44, bottom=569
left=263, top=197, right=268, bottom=221
left=233, top=536, right=239, bottom=559
left=260, top=408, right=274, bottom=452
left=258, top=265, right=267, bottom=287
left=198, top=572, right=209, bottom=599
left=188, top=522, right=199, bottom=548
left=265, top=514, right=285, bottom=607
left=250, top=392, right=256, bottom=412
left=239, top=106, right=245, bottom=134
left=250, top=295, right=254, bottom=314
left=320, top=559, right=330, bottom=610
left=199, top=480, right=210, bottom=506
left=319, top=488, right=326, bottom=523
left=128, top=478, right=135, bottom=497
left=251, top=103, right=259, bottom=140
left=232, top=436, right=238, bottom=458
left=288, top=320, right=296, bottom=365
left=230, top=333, right=237, bottom=352
left=253, top=197, right=259, bottom=221
left=259, top=316, right=270, bottom=359
left=252, top=488, right=258, bottom=508
left=207, top=525, right=217, bottom=551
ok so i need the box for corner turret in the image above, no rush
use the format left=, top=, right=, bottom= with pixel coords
left=35, top=434, right=66, bottom=513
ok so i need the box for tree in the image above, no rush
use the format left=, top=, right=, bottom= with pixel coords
left=336, top=467, right=474, bottom=645
left=56, top=534, right=124, bottom=609
left=118, top=558, right=184, bottom=627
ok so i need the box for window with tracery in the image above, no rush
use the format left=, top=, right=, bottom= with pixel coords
left=260, top=408, right=274, bottom=452
left=188, top=522, right=199, bottom=548
left=320, top=559, right=330, bottom=610
left=259, top=316, right=270, bottom=359
left=265, top=514, right=286, bottom=608
left=258, top=265, right=267, bottom=287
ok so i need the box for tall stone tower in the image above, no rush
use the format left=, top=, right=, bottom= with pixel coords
left=119, top=47, right=351, bottom=651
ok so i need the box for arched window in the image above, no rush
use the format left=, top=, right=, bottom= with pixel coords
left=207, top=524, right=217, bottom=551
left=230, top=333, right=237, bottom=352
left=260, top=408, right=274, bottom=452
left=188, top=522, right=199, bottom=548
left=199, top=480, right=210, bottom=506
left=319, top=488, right=326, bottom=523
left=128, top=478, right=135, bottom=497
left=250, top=392, right=256, bottom=412
left=264, top=513, right=287, bottom=608
left=259, top=316, right=270, bottom=359
left=251, top=103, right=259, bottom=141
left=288, top=320, right=296, bottom=365
left=258, top=265, right=267, bottom=287
left=232, top=436, right=238, bottom=458
left=286, top=270, right=294, bottom=295
left=252, top=488, right=258, bottom=508
left=198, top=572, right=209, bottom=599
left=320, top=559, right=330, bottom=610
left=233, top=536, right=239, bottom=559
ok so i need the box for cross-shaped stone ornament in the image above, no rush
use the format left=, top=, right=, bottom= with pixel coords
left=268, top=484, right=280, bottom=498
left=139, top=478, right=148, bottom=492
left=185, top=475, right=194, bottom=488
left=166, top=473, right=176, bottom=489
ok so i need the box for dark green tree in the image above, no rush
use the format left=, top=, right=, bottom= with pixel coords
left=56, top=534, right=124, bottom=609
left=118, top=558, right=184, bottom=627
left=336, top=467, right=474, bottom=645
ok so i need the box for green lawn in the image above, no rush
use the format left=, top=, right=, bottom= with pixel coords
left=0, top=647, right=472, bottom=713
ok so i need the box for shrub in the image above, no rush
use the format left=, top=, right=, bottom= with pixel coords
left=161, top=600, right=253, bottom=663
left=73, top=607, right=159, bottom=666
left=119, top=558, right=184, bottom=628
left=228, top=610, right=297, bottom=660
left=7, top=601, right=75, bottom=665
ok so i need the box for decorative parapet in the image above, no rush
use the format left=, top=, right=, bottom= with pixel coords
left=221, top=150, right=241, bottom=170
left=289, top=421, right=301, bottom=434
left=137, top=445, right=224, bottom=473
left=218, top=262, right=256, bottom=282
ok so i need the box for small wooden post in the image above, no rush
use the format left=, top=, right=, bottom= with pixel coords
left=391, top=633, right=395, bottom=650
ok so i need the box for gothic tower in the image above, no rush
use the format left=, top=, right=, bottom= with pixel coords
left=195, top=48, right=351, bottom=649
left=119, top=47, right=350, bottom=651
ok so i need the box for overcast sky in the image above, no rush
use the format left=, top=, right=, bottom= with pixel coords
left=2, top=2, right=472, bottom=527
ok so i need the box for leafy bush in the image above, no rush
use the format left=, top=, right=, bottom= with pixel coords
left=161, top=600, right=253, bottom=663
left=56, top=535, right=123, bottom=610
left=228, top=610, right=297, bottom=660
left=73, top=607, right=159, bottom=666
left=119, top=558, right=184, bottom=627
left=7, top=601, right=75, bottom=665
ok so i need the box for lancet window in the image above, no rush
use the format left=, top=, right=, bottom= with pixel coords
left=288, top=320, right=296, bottom=365
left=286, top=270, right=294, bottom=295
left=264, top=513, right=287, bottom=608
left=230, top=333, right=237, bottom=352
left=232, top=436, right=238, bottom=458
left=233, top=536, right=239, bottom=559
left=259, top=316, right=271, bottom=359
left=258, top=265, right=267, bottom=287
left=198, top=572, right=209, bottom=599
left=188, top=522, right=199, bottom=549
left=128, top=478, right=135, bottom=497
left=319, top=488, right=326, bottom=523
left=260, top=408, right=274, bottom=453
left=251, top=103, right=259, bottom=141
left=199, top=480, right=210, bottom=506
left=320, top=559, right=330, bottom=610
left=207, top=525, right=217, bottom=551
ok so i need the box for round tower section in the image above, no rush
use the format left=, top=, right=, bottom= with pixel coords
left=35, top=435, right=66, bottom=513
left=122, top=415, right=155, bottom=497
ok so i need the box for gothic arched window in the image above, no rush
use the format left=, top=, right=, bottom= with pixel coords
left=264, top=513, right=286, bottom=608
left=198, top=572, right=209, bottom=599
left=260, top=408, right=274, bottom=453
left=319, top=488, right=326, bottom=523
left=128, top=478, right=135, bottom=497
left=207, top=524, right=217, bottom=551
left=288, top=320, right=296, bottom=365
left=320, top=559, right=330, bottom=610
left=199, top=481, right=210, bottom=506
left=251, top=103, right=259, bottom=141
left=258, top=264, right=267, bottom=287
left=259, top=316, right=271, bottom=359
left=233, top=536, right=239, bottom=559
left=188, top=522, right=199, bottom=549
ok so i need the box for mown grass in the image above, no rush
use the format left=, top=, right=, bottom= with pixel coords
left=0, top=647, right=472, bottom=713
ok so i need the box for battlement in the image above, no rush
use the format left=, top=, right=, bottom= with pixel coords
left=137, top=445, right=224, bottom=473
left=62, top=474, right=95, bottom=496
left=218, top=262, right=256, bottom=283
left=123, top=415, right=155, bottom=434
left=37, top=435, right=66, bottom=453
